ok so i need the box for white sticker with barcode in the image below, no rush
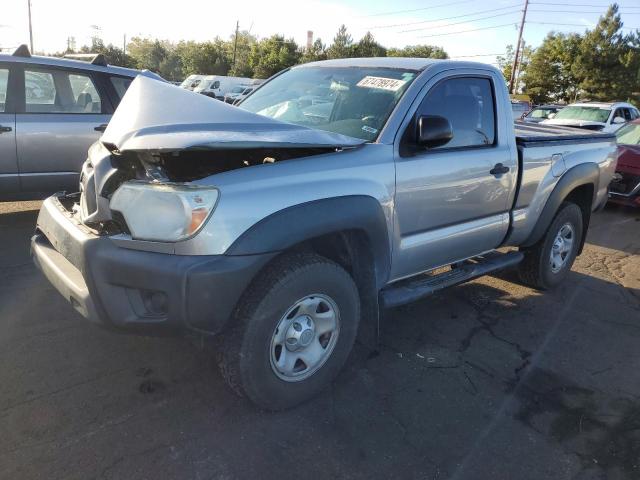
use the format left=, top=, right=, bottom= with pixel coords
left=356, top=76, right=406, bottom=92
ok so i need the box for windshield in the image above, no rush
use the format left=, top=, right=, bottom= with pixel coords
left=231, top=86, right=247, bottom=94
left=239, top=66, right=417, bottom=141
left=528, top=107, right=559, bottom=119
left=554, top=105, right=611, bottom=123
left=616, top=123, right=640, bottom=145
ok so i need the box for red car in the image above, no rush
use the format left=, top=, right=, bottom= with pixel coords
left=609, top=119, right=640, bottom=207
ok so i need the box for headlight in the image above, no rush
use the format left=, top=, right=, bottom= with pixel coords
left=110, top=181, right=219, bottom=242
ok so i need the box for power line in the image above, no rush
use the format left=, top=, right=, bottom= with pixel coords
left=528, top=9, right=640, bottom=14
left=530, top=2, right=640, bottom=7
left=401, top=10, right=521, bottom=33
left=368, top=4, right=521, bottom=30
left=416, top=22, right=518, bottom=38
left=360, top=0, right=475, bottom=18
left=527, top=21, right=640, bottom=28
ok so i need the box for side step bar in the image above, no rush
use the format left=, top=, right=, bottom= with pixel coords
left=380, top=250, right=524, bottom=308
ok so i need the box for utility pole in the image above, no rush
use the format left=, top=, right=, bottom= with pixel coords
left=509, top=0, right=528, bottom=95
left=232, top=20, right=239, bottom=69
left=123, top=33, right=126, bottom=55
left=27, top=0, right=34, bottom=52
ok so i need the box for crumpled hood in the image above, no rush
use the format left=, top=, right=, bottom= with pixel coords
left=101, top=76, right=365, bottom=152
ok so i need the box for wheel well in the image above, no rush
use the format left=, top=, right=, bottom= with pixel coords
left=563, top=183, right=594, bottom=254
left=287, top=230, right=379, bottom=348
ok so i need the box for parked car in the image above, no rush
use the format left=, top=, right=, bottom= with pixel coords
left=542, top=101, right=640, bottom=132
left=193, top=75, right=254, bottom=100
left=32, top=58, right=617, bottom=410
left=609, top=119, right=640, bottom=207
left=521, top=104, right=564, bottom=123
left=0, top=45, right=163, bottom=200
left=179, top=74, right=204, bottom=91
left=224, top=85, right=254, bottom=104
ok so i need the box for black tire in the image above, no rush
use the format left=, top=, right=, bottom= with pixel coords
left=518, top=202, right=583, bottom=290
left=218, top=252, right=360, bottom=410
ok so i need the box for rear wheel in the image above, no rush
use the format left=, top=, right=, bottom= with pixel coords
left=518, top=202, right=583, bottom=290
left=218, top=252, right=360, bottom=410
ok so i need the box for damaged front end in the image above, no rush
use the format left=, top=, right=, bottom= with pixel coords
left=73, top=75, right=363, bottom=237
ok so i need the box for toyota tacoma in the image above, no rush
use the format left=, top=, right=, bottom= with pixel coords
left=32, top=58, right=618, bottom=409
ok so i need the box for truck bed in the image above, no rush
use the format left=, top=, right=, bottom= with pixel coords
left=514, top=121, right=615, bottom=147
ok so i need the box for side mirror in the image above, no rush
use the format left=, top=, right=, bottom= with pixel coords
left=417, top=115, right=453, bottom=149
left=613, top=116, right=626, bottom=125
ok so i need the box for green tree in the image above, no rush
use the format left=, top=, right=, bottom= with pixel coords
left=127, top=37, right=170, bottom=72
left=77, top=38, right=136, bottom=68
left=176, top=40, right=229, bottom=77
left=572, top=4, right=640, bottom=102
left=387, top=44, right=448, bottom=59
left=248, top=35, right=300, bottom=78
left=521, top=33, right=581, bottom=103
left=228, top=31, right=257, bottom=77
left=497, top=42, right=533, bottom=91
left=300, top=38, right=327, bottom=64
left=352, top=32, right=386, bottom=57
left=327, top=25, right=353, bottom=59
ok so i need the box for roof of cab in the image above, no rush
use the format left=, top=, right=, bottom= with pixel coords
left=0, top=51, right=143, bottom=78
left=295, top=57, right=498, bottom=72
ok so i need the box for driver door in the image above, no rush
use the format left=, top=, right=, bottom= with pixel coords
left=392, top=74, right=517, bottom=281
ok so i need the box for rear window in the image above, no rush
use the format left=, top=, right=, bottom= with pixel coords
left=25, top=68, right=102, bottom=113
left=0, top=69, right=8, bottom=112
left=110, top=76, right=133, bottom=99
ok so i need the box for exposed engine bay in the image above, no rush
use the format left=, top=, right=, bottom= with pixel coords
left=111, top=146, right=343, bottom=184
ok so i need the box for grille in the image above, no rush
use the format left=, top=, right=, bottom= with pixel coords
left=610, top=173, right=640, bottom=195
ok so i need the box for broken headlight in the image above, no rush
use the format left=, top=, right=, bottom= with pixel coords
left=110, top=181, right=219, bottom=242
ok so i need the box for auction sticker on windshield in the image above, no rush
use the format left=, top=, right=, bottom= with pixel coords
left=357, top=76, right=407, bottom=92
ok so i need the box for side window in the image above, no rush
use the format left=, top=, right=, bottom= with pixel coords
left=0, top=68, right=8, bottom=112
left=110, top=76, right=132, bottom=100
left=414, top=77, right=496, bottom=150
left=25, top=68, right=102, bottom=113
left=212, top=81, right=220, bottom=90
left=622, top=108, right=632, bottom=121
left=613, top=108, right=625, bottom=121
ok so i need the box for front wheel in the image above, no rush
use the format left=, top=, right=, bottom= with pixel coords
left=518, top=202, right=583, bottom=290
left=218, top=253, right=360, bottom=410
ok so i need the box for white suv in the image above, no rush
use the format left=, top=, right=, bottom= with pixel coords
left=542, top=101, right=639, bottom=133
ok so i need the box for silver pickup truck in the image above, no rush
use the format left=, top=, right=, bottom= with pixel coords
left=32, top=58, right=617, bottom=410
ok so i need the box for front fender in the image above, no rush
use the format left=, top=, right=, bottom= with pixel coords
left=226, top=195, right=391, bottom=289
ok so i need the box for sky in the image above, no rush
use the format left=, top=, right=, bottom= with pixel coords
left=1, top=0, right=639, bottom=68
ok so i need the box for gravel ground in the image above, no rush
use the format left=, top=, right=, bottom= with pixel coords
left=1, top=201, right=639, bottom=480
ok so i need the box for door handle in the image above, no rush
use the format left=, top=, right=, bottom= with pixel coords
left=94, top=124, right=108, bottom=132
left=490, top=163, right=510, bottom=176
left=0, top=125, right=12, bottom=133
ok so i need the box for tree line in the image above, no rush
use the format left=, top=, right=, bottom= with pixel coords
left=60, top=25, right=447, bottom=81
left=499, top=4, right=640, bottom=104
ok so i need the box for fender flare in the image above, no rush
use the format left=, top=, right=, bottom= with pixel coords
left=226, top=195, right=391, bottom=289
left=522, top=162, right=599, bottom=248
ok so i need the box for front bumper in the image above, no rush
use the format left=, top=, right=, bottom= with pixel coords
left=31, top=195, right=274, bottom=334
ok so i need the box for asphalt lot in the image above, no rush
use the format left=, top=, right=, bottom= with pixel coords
left=1, top=201, right=639, bottom=480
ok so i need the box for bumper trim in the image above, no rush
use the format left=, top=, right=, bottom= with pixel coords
left=32, top=235, right=99, bottom=322
left=32, top=194, right=276, bottom=335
